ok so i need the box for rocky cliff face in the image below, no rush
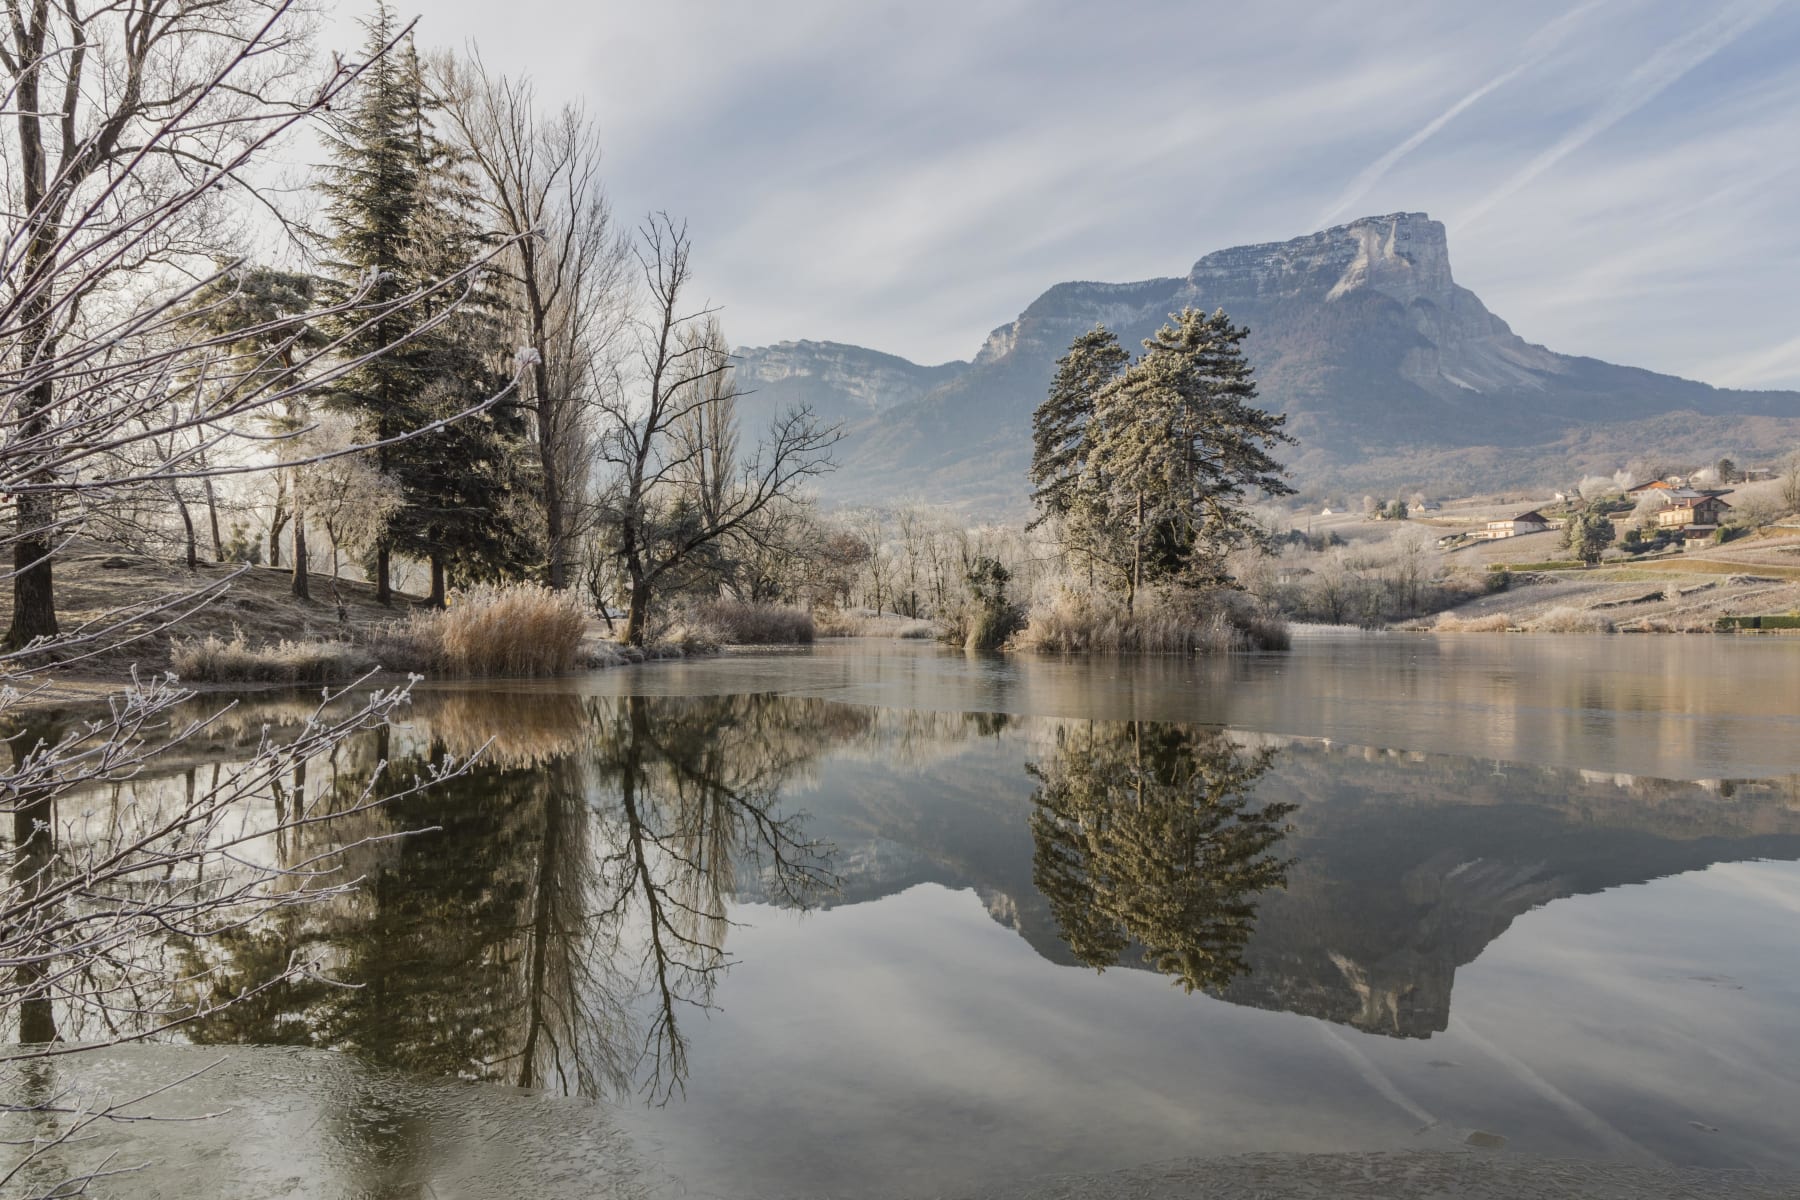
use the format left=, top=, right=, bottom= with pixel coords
left=735, top=213, right=1800, bottom=512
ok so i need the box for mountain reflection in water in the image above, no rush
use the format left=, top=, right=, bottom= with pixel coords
left=135, top=678, right=1800, bottom=1100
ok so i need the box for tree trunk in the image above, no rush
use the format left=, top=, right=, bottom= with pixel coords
left=203, top=478, right=224, bottom=562
left=5, top=494, right=60, bottom=650
left=291, top=507, right=309, bottom=600
left=428, top=555, right=446, bottom=608
left=539, top=361, right=566, bottom=590
left=375, top=542, right=393, bottom=606
left=174, top=486, right=199, bottom=572
left=268, top=504, right=287, bottom=568
left=623, top=582, right=651, bottom=647
left=1129, top=490, right=1144, bottom=616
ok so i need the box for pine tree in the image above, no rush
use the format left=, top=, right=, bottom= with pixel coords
left=383, top=46, right=540, bottom=604
left=1029, top=326, right=1128, bottom=525
left=318, top=10, right=539, bottom=604
left=317, top=2, right=426, bottom=604
left=1032, top=308, right=1294, bottom=609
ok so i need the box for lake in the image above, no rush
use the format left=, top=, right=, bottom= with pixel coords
left=7, top=634, right=1800, bottom=1198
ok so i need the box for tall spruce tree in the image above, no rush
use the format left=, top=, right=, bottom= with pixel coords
left=319, top=9, right=538, bottom=604
left=317, top=2, right=425, bottom=605
left=1029, top=326, right=1128, bottom=525
left=1031, top=308, right=1294, bottom=609
left=386, top=46, right=540, bottom=605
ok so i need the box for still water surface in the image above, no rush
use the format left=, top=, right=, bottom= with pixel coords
left=11, top=634, right=1800, bottom=1197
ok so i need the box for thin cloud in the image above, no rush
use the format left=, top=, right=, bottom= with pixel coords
left=1455, top=0, right=1784, bottom=231
left=1314, top=0, right=1614, bottom=230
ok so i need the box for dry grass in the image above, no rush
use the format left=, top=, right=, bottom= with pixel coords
left=1526, top=606, right=1616, bottom=633
left=172, top=631, right=376, bottom=684
left=1431, top=611, right=1515, bottom=633
left=1016, top=589, right=1290, bottom=654
left=680, top=598, right=815, bottom=645
left=813, top=608, right=938, bottom=639
left=368, top=584, right=588, bottom=677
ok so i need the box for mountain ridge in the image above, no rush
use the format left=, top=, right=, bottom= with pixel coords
left=736, top=212, right=1800, bottom=514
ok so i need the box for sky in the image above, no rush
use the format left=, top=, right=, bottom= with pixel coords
left=375, top=0, right=1800, bottom=389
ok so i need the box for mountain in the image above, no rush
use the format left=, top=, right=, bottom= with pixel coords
left=735, top=212, right=1800, bottom=514
left=790, top=726, right=1800, bottom=1040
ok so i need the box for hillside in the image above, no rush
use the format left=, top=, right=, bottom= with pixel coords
left=737, top=213, right=1800, bottom=515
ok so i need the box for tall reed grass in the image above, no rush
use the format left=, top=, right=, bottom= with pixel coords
left=680, top=598, right=815, bottom=645
left=813, top=608, right=938, bottom=639
left=396, top=584, right=589, bottom=676
left=1014, top=589, right=1289, bottom=654
left=172, top=632, right=376, bottom=683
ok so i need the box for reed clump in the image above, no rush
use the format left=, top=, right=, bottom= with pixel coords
left=1526, top=606, right=1615, bottom=634
left=681, top=598, right=815, bottom=645
left=368, top=583, right=589, bottom=677
left=813, top=608, right=937, bottom=639
left=1015, top=588, right=1289, bottom=654
left=1431, top=611, right=1515, bottom=633
left=172, top=631, right=376, bottom=683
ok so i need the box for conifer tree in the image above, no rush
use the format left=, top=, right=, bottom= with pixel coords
left=384, top=46, right=540, bottom=604
left=1029, top=326, right=1128, bottom=525
left=318, top=8, right=539, bottom=604
left=317, top=1, right=426, bottom=605
left=1030, top=308, right=1294, bottom=609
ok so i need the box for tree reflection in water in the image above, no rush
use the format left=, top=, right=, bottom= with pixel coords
left=180, top=691, right=853, bottom=1102
left=1028, top=722, right=1293, bottom=993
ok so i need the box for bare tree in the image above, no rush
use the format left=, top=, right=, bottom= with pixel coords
left=592, top=217, right=837, bottom=646
left=0, top=6, right=526, bottom=1190
left=433, top=53, right=631, bottom=591
left=1782, top=451, right=1800, bottom=515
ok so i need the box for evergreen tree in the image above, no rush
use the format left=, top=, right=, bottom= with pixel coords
left=1564, top=509, right=1615, bottom=565
left=386, top=47, right=540, bottom=603
left=1031, top=308, right=1294, bottom=608
left=317, top=2, right=426, bottom=604
left=318, top=9, right=538, bottom=603
left=1029, top=326, right=1128, bottom=526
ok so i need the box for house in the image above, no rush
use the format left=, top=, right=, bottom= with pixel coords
left=1627, top=479, right=1675, bottom=495
left=1480, top=509, right=1553, bottom=539
left=1656, top=494, right=1731, bottom=532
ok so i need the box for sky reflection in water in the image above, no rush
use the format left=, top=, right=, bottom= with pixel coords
left=8, top=635, right=1800, bottom=1198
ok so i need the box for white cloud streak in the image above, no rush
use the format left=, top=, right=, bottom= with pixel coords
left=1314, top=0, right=1616, bottom=230
left=1454, top=0, right=1786, bottom=231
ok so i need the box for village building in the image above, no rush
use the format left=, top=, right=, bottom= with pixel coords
left=1479, top=509, right=1553, bottom=539
left=1655, top=494, right=1731, bottom=533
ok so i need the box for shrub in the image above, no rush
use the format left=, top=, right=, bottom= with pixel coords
left=958, top=557, right=1026, bottom=651
left=1527, top=606, right=1615, bottom=634
left=1016, top=588, right=1289, bottom=654
left=370, top=584, right=588, bottom=677
left=681, top=598, right=815, bottom=645
left=813, top=608, right=938, bottom=639
left=1431, top=611, right=1513, bottom=633
left=172, top=632, right=376, bottom=684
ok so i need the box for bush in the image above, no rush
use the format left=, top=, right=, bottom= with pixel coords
left=370, top=584, right=588, bottom=677
left=172, top=632, right=376, bottom=684
left=813, top=608, right=938, bottom=639
left=1432, top=612, right=1513, bottom=633
left=1016, top=588, right=1289, bottom=654
left=957, top=557, right=1025, bottom=651
left=681, top=598, right=815, bottom=645
left=1527, top=606, right=1615, bottom=633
